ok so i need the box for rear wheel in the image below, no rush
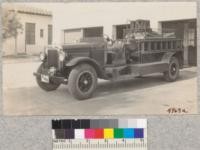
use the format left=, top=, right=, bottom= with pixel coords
left=36, top=63, right=60, bottom=91
left=68, top=64, right=97, bottom=100
left=163, top=57, right=179, bottom=82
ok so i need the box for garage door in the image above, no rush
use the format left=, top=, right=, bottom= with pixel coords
left=64, top=29, right=82, bottom=44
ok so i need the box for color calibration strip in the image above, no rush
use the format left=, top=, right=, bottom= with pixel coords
left=52, top=119, right=147, bottom=150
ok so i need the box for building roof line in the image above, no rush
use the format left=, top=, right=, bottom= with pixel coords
left=159, top=18, right=196, bottom=23
left=7, top=5, right=52, bottom=17
left=63, top=26, right=104, bottom=31
left=17, top=10, right=52, bottom=17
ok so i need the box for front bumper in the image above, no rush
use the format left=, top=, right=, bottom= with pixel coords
left=33, top=72, right=68, bottom=84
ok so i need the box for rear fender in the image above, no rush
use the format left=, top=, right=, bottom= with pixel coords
left=162, top=52, right=176, bottom=63
left=162, top=51, right=183, bottom=68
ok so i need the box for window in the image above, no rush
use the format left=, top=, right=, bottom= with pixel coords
left=188, top=29, right=195, bottom=46
left=40, top=29, right=44, bottom=38
left=25, top=23, right=35, bottom=45
left=48, top=25, right=53, bottom=45
left=83, top=27, right=103, bottom=38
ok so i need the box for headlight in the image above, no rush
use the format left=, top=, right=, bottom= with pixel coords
left=48, top=67, right=56, bottom=76
left=59, top=51, right=65, bottom=61
left=39, top=52, right=46, bottom=61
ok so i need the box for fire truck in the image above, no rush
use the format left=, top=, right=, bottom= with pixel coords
left=34, top=20, right=183, bottom=100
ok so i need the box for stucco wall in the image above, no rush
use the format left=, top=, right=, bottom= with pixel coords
left=3, top=12, right=52, bottom=56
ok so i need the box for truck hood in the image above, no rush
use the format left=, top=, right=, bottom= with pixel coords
left=62, top=42, right=105, bottom=50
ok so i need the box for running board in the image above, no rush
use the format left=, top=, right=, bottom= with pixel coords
left=105, top=61, right=169, bottom=81
left=130, top=61, right=169, bottom=75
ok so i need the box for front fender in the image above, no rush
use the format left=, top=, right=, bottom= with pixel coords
left=65, top=57, right=104, bottom=78
left=65, top=57, right=98, bottom=67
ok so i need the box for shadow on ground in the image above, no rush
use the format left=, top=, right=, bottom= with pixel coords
left=94, top=70, right=196, bottom=99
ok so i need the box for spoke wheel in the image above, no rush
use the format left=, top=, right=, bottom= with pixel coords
left=163, top=57, right=179, bottom=82
left=68, top=64, right=97, bottom=100
left=78, top=72, right=93, bottom=93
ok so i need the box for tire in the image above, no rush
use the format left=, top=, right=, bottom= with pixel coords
left=163, top=57, right=180, bottom=82
left=36, top=63, right=60, bottom=91
left=68, top=64, right=97, bottom=100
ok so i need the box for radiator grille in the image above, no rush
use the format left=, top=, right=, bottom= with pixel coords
left=47, top=49, right=59, bottom=68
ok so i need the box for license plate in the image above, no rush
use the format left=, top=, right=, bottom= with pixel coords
left=41, top=74, right=49, bottom=83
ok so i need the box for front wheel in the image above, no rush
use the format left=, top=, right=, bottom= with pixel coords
left=163, top=57, right=180, bottom=82
left=68, top=64, right=97, bottom=100
left=36, top=63, right=60, bottom=91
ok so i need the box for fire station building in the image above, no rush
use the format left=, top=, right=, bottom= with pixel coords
left=158, top=19, right=197, bottom=66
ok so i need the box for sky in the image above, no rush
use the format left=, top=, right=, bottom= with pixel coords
left=4, top=2, right=197, bottom=44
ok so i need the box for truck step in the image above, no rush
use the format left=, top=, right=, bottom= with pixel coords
left=105, top=61, right=169, bottom=81
left=130, top=61, right=168, bottom=75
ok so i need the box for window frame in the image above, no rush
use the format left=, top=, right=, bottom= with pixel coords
left=40, top=29, right=44, bottom=38
left=25, top=22, right=36, bottom=45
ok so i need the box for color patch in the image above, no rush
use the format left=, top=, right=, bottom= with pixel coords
left=90, top=120, right=100, bottom=128
left=134, top=128, right=144, bottom=138
left=127, top=119, right=137, bottom=128
left=65, top=129, right=74, bottom=139
left=55, top=129, right=65, bottom=139
left=104, top=128, right=114, bottom=139
left=61, top=119, right=72, bottom=129
left=118, top=119, right=128, bottom=128
left=85, top=129, right=95, bottom=139
left=94, top=129, right=104, bottom=139
left=136, top=119, right=147, bottom=128
left=52, top=120, right=62, bottom=129
left=114, top=128, right=124, bottom=138
left=75, top=129, right=84, bottom=139
left=80, top=119, right=90, bottom=129
left=72, top=120, right=81, bottom=129
left=109, top=119, right=118, bottom=128
left=123, top=128, right=134, bottom=138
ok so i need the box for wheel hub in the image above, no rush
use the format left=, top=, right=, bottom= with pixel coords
left=171, top=64, right=177, bottom=76
left=78, top=72, right=93, bottom=93
left=84, top=80, right=88, bottom=85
